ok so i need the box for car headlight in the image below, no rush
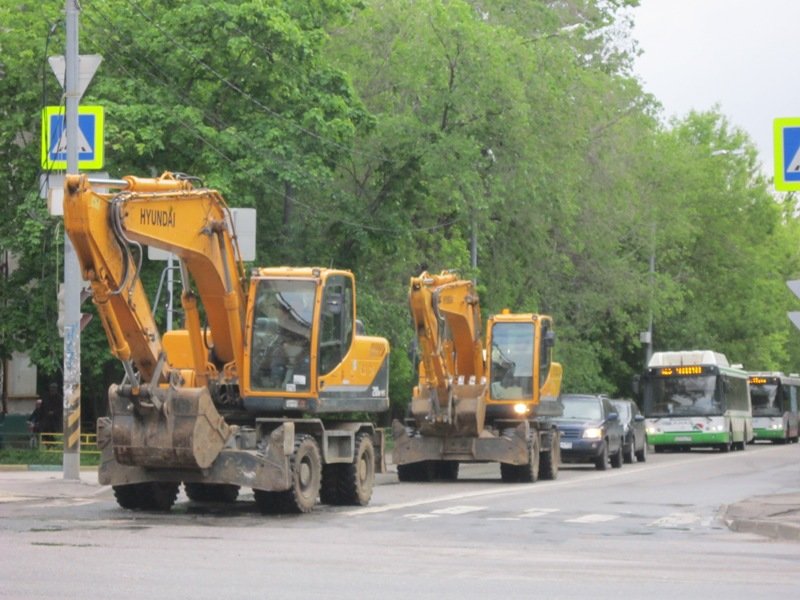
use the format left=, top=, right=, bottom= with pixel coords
left=582, top=427, right=603, bottom=440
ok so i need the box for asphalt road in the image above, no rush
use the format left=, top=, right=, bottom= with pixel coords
left=1, top=443, right=798, bottom=599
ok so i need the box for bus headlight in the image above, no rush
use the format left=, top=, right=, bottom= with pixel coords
left=708, top=424, right=724, bottom=432
left=646, top=426, right=660, bottom=435
left=771, top=423, right=783, bottom=430
left=513, top=403, right=529, bottom=415
left=582, top=427, right=603, bottom=440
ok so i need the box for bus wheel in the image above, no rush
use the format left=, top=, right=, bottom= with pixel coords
left=719, top=433, right=732, bottom=453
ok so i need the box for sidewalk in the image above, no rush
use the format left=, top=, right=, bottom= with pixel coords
left=722, top=492, right=800, bottom=542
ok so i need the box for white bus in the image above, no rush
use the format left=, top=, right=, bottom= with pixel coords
left=640, top=350, right=752, bottom=452
left=748, top=372, right=800, bottom=443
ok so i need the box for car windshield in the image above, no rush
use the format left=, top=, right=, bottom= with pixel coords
left=750, top=384, right=782, bottom=416
left=645, top=375, right=720, bottom=417
left=611, top=401, right=630, bottom=421
left=560, top=397, right=603, bottom=420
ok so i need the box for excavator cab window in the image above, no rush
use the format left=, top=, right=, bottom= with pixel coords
left=319, top=275, right=354, bottom=376
left=250, top=278, right=315, bottom=392
left=539, top=319, right=553, bottom=388
left=489, top=322, right=535, bottom=400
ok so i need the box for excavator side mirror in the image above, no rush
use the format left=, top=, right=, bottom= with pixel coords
left=544, top=330, right=556, bottom=347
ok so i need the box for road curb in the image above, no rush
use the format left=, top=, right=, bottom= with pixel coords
left=722, top=499, right=800, bottom=542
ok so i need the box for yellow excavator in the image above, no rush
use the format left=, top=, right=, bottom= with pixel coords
left=63, top=172, right=390, bottom=512
left=392, top=271, right=563, bottom=481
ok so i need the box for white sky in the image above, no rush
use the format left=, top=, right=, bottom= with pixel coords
left=631, top=0, right=800, bottom=174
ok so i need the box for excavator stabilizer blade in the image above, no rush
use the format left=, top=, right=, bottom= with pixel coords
left=108, top=384, right=231, bottom=469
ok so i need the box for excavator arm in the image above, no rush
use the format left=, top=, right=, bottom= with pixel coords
left=64, top=172, right=248, bottom=386
left=63, top=172, right=242, bottom=471
left=408, top=271, right=486, bottom=434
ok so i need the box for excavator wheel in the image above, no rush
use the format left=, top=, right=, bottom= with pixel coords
left=184, top=483, right=240, bottom=503
left=321, top=433, right=375, bottom=506
left=113, top=484, right=142, bottom=510
left=137, top=482, right=180, bottom=511
left=500, top=434, right=540, bottom=483
left=397, top=461, right=435, bottom=482
left=113, top=482, right=179, bottom=511
left=435, top=461, right=459, bottom=481
left=254, top=490, right=281, bottom=514
left=275, top=434, right=322, bottom=513
left=538, top=430, right=560, bottom=481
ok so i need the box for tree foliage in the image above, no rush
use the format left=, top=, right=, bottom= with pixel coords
left=1, top=0, right=798, bottom=417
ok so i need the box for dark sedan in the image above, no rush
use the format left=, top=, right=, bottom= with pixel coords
left=552, top=394, right=624, bottom=470
left=611, top=398, right=647, bottom=463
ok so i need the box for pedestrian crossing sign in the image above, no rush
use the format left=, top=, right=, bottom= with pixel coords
left=773, top=117, right=800, bottom=192
left=41, top=105, right=104, bottom=170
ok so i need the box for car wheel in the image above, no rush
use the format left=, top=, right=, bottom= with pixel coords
left=594, top=442, right=609, bottom=470
left=610, top=442, right=623, bottom=469
left=623, top=439, right=635, bottom=464
left=635, top=439, right=647, bottom=462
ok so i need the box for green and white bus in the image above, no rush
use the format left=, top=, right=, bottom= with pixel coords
left=748, top=372, right=800, bottom=443
left=640, top=350, right=752, bottom=452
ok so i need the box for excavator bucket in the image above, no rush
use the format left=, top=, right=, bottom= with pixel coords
left=108, top=384, right=231, bottom=470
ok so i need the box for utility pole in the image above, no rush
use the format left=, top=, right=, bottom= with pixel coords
left=63, top=0, right=81, bottom=480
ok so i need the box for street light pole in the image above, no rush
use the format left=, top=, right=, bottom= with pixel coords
left=62, top=0, right=82, bottom=480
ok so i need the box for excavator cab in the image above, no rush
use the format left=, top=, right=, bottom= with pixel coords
left=241, top=268, right=389, bottom=415
left=485, top=312, right=562, bottom=420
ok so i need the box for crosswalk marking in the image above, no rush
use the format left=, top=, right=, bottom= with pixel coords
left=431, top=505, right=486, bottom=515
left=648, top=512, right=701, bottom=529
left=520, top=507, right=559, bottom=518
left=403, top=513, right=440, bottom=521
left=564, top=513, right=619, bottom=524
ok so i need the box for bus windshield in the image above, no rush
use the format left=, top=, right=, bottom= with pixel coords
left=645, top=375, right=722, bottom=417
left=750, top=384, right=781, bottom=416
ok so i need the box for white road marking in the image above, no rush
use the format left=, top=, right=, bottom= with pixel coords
left=565, top=513, right=619, bottom=524
left=430, top=505, right=486, bottom=515
left=403, top=513, right=440, bottom=521
left=648, top=512, right=701, bottom=529
left=520, top=507, right=559, bottom=518
left=345, top=450, right=763, bottom=516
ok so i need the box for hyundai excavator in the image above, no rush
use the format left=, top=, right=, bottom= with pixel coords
left=392, top=271, right=562, bottom=482
left=63, top=172, right=390, bottom=513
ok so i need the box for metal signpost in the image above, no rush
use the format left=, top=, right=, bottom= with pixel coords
left=56, top=1, right=102, bottom=480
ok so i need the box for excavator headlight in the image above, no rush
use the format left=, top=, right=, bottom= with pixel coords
left=513, top=403, right=529, bottom=415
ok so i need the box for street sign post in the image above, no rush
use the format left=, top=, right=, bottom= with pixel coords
left=773, top=118, right=800, bottom=192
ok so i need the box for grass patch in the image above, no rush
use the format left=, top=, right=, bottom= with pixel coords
left=0, top=448, right=100, bottom=466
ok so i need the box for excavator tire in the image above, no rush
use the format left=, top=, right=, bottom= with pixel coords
left=435, top=461, right=459, bottom=481
left=254, top=490, right=280, bottom=514
left=275, top=434, right=322, bottom=513
left=538, top=430, right=560, bottom=481
left=397, top=461, right=435, bottom=482
left=113, top=484, right=142, bottom=510
left=136, top=482, right=180, bottom=512
left=321, top=433, right=375, bottom=506
left=500, top=434, right=540, bottom=483
left=184, top=483, right=240, bottom=503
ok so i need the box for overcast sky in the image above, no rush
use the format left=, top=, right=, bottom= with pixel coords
left=631, top=0, right=800, bottom=174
